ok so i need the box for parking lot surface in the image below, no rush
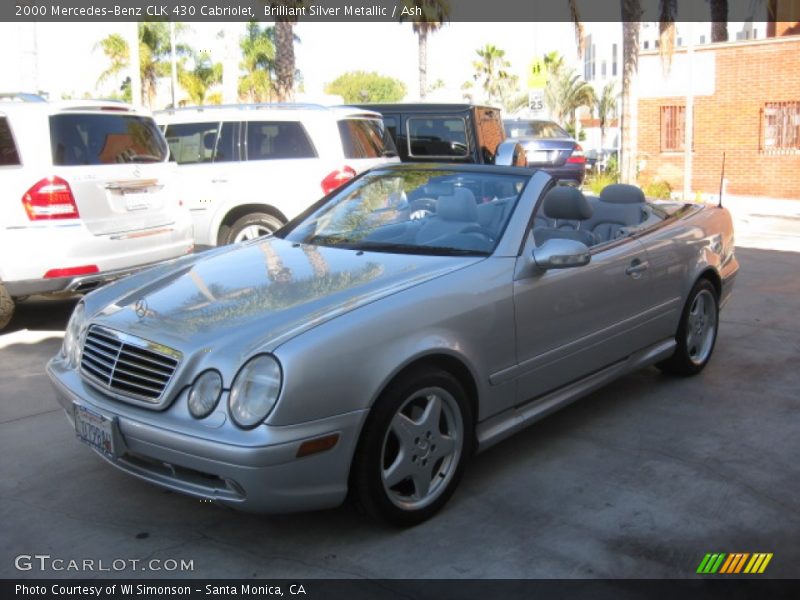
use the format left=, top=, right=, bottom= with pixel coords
left=1, top=234, right=798, bottom=578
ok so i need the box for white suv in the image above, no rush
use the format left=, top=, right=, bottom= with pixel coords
left=0, top=99, right=194, bottom=329
left=156, top=104, right=399, bottom=246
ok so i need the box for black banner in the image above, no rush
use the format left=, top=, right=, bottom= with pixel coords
left=4, top=579, right=800, bottom=600
left=4, top=0, right=776, bottom=23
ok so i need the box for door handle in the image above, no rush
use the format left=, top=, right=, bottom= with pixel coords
left=211, top=178, right=228, bottom=184
left=625, top=259, right=649, bottom=278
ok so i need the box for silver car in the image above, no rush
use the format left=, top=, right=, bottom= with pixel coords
left=48, top=164, right=739, bottom=525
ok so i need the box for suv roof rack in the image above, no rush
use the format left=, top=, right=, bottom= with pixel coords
left=156, top=102, right=330, bottom=116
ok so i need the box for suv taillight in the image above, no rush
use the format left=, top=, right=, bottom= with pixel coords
left=321, top=166, right=356, bottom=195
left=23, top=176, right=79, bottom=220
left=567, top=145, right=586, bottom=165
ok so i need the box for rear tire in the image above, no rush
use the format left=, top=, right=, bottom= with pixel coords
left=0, top=284, right=15, bottom=331
left=219, top=212, right=284, bottom=245
left=657, top=279, right=719, bottom=377
left=352, top=367, right=473, bottom=527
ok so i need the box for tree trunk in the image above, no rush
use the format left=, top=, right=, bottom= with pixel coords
left=710, top=0, right=729, bottom=42
left=275, top=20, right=295, bottom=102
left=418, top=29, right=428, bottom=100
left=620, top=3, right=641, bottom=185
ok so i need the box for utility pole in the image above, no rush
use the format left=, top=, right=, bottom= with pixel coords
left=170, top=22, right=178, bottom=108
left=128, top=22, right=142, bottom=107
left=683, top=21, right=695, bottom=200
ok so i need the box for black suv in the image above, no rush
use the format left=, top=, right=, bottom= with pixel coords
left=355, top=103, right=524, bottom=166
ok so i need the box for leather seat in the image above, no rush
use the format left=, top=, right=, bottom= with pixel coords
left=416, top=187, right=479, bottom=244
left=533, top=187, right=596, bottom=246
left=583, top=184, right=647, bottom=243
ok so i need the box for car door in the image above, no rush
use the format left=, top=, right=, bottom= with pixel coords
left=163, top=120, right=239, bottom=246
left=511, top=233, right=658, bottom=408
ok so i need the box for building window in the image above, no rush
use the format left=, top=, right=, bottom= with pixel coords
left=643, top=40, right=650, bottom=50
left=601, top=60, right=607, bottom=77
left=612, top=43, right=618, bottom=76
left=660, top=106, right=686, bottom=152
left=762, top=102, right=800, bottom=153
left=700, top=35, right=706, bottom=44
left=583, top=34, right=592, bottom=81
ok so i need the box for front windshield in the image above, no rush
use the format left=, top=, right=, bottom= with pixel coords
left=280, top=169, right=530, bottom=256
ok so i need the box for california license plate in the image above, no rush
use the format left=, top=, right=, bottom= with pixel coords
left=73, top=404, right=116, bottom=459
left=528, top=151, right=551, bottom=164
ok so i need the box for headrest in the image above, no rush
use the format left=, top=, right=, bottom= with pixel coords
left=599, top=184, right=646, bottom=204
left=542, top=186, right=593, bottom=221
left=437, top=187, right=478, bottom=222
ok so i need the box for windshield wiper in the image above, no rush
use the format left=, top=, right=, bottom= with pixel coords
left=351, top=241, right=489, bottom=257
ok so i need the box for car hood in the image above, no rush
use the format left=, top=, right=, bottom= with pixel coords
left=89, top=237, right=483, bottom=355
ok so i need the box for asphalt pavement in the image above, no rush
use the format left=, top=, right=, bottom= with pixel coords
left=0, top=207, right=798, bottom=579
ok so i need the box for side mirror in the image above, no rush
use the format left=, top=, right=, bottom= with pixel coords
left=495, top=140, right=528, bottom=167
left=532, top=238, right=591, bottom=269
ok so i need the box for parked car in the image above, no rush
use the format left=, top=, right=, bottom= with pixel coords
left=503, top=118, right=586, bottom=185
left=48, top=165, right=738, bottom=525
left=0, top=99, right=194, bottom=330
left=156, top=104, right=399, bottom=247
left=356, top=103, right=527, bottom=167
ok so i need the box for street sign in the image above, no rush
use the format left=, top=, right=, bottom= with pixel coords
left=527, top=58, right=548, bottom=90
left=528, top=89, right=545, bottom=115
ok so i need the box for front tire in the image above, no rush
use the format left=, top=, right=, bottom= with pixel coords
left=352, top=367, right=473, bottom=526
left=0, top=284, right=14, bottom=331
left=657, top=279, right=719, bottom=376
left=219, top=212, right=285, bottom=245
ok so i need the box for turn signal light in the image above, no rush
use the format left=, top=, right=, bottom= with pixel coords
left=566, top=144, right=586, bottom=165
left=296, top=433, right=340, bottom=458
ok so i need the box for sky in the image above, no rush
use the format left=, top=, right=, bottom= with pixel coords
left=0, top=21, right=579, bottom=103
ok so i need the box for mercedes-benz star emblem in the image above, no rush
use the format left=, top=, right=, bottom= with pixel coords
left=134, top=299, right=148, bottom=318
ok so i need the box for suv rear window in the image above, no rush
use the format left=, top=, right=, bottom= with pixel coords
left=164, top=121, right=237, bottom=164
left=50, top=113, right=168, bottom=166
left=0, top=117, right=21, bottom=166
left=407, top=117, right=469, bottom=158
left=338, top=118, right=396, bottom=159
left=245, top=121, right=316, bottom=160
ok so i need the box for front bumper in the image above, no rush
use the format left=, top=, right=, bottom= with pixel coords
left=47, top=359, right=368, bottom=513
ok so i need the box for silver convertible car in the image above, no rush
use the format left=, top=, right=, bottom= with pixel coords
left=48, top=164, right=738, bottom=525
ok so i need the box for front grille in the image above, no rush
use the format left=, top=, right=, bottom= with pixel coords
left=80, top=326, right=180, bottom=404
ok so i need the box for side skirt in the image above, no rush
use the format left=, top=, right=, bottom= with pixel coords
left=475, top=338, right=676, bottom=453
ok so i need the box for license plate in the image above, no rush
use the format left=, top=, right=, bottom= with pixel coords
left=74, top=404, right=116, bottom=459
left=124, top=193, right=151, bottom=211
left=528, top=151, right=551, bottom=164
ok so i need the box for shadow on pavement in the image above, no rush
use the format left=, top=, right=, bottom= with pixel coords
left=2, top=296, right=78, bottom=335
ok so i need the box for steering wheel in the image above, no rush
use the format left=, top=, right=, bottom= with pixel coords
left=459, top=225, right=496, bottom=242
left=408, top=197, right=437, bottom=220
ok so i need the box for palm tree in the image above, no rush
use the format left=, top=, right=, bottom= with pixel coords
left=472, top=44, right=515, bottom=106
left=544, top=67, right=595, bottom=129
left=710, top=0, right=729, bottom=42
left=619, top=1, right=643, bottom=184
left=98, top=23, right=191, bottom=108
left=95, top=34, right=129, bottom=94
left=179, top=53, right=222, bottom=106
left=400, top=0, right=450, bottom=100
left=268, top=2, right=304, bottom=101
left=595, top=81, right=619, bottom=150
left=239, top=21, right=276, bottom=102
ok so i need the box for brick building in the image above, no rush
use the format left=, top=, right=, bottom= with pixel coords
left=637, top=35, right=800, bottom=199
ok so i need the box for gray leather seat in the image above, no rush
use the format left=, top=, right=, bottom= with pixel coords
left=416, top=187, right=479, bottom=244
left=533, top=187, right=596, bottom=246
left=583, top=184, right=647, bottom=243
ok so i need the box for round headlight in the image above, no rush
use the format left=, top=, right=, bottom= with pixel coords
left=229, top=355, right=282, bottom=429
left=62, top=301, right=86, bottom=367
left=188, top=370, right=223, bottom=419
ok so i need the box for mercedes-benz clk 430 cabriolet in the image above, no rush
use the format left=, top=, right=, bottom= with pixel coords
left=48, top=164, right=738, bottom=525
